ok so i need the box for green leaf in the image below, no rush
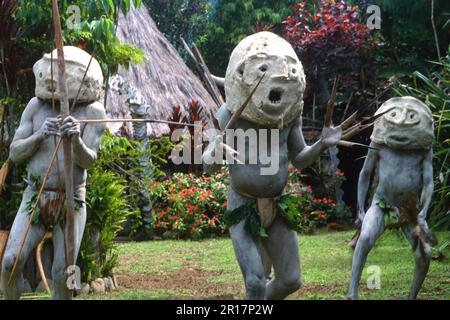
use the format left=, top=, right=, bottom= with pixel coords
left=102, top=0, right=114, bottom=14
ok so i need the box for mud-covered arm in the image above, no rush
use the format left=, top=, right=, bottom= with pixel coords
left=211, top=75, right=225, bottom=87
left=60, top=102, right=106, bottom=169
left=418, top=149, right=434, bottom=225
left=202, top=104, right=230, bottom=174
left=357, top=142, right=379, bottom=221
left=10, top=98, right=58, bottom=164
left=288, top=119, right=342, bottom=169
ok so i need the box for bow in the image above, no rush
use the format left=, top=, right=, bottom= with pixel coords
left=51, top=0, right=76, bottom=297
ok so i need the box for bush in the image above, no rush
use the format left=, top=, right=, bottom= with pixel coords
left=284, top=1, right=375, bottom=72
left=150, top=171, right=228, bottom=239
left=283, top=0, right=377, bottom=107
left=80, top=170, right=131, bottom=281
left=149, top=168, right=352, bottom=239
left=286, top=167, right=352, bottom=232
left=79, top=132, right=172, bottom=281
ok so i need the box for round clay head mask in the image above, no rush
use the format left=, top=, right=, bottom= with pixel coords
left=371, top=97, right=434, bottom=150
left=224, top=32, right=306, bottom=128
left=33, top=46, right=104, bottom=103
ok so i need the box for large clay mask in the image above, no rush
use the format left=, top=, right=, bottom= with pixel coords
left=371, top=97, right=434, bottom=150
left=224, top=32, right=306, bottom=127
left=33, top=46, right=103, bottom=103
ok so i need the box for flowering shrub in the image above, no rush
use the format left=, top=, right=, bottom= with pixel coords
left=286, top=168, right=351, bottom=231
left=150, top=172, right=229, bottom=239
left=149, top=168, right=351, bottom=239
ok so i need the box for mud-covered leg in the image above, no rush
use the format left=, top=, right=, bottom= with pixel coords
left=1, top=188, right=46, bottom=299
left=51, top=191, right=87, bottom=300
left=261, top=247, right=272, bottom=280
left=264, top=216, right=301, bottom=300
left=348, top=203, right=384, bottom=299
left=403, top=224, right=432, bottom=300
left=228, top=189, right=266, bottom=300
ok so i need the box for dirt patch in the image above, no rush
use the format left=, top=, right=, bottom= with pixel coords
left=116, top=268, right=347, bottom=300
left=116, top=268, right=243, bottom=299
left=293, top=283, right=342, bottom=298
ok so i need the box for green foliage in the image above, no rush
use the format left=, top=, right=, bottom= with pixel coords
left=80, top=169, right=130, bottom=281
left=394, top=46, right=450, bottom=230
left=91, top=133, right=172, bottom=239
left=143, top=0, right=211, bottom=50
left=286, top=168, right=353, bottom=230
left=373, top=0, right=450, bottom=77
left=78, top=132, right=172, bottom=281
left=14, top=0, right=144, bottom=75
left=150, top=168, right=352, bottom=240
left=150, top=171, right=228, bottom=239
left=224, top=200, right=267, bottom=239
left=196, top=0, right=299, bottom=75
left=377, top=198, right=401, bottom=226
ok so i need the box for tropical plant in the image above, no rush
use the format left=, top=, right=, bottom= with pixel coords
left=150, top=171, right=229, bottom=239
left=196, top=0, right=298, bottom=75
left=143, top=0, right=211, bottom=50
left=80, top=169, right=130, bottom=281
left=371, top=0, right=450, bottom=78
left=149, top=168, right=353, bottom=239
left=169, top=99, right=209, bottom=174
left=394, top=46, right=450, bottom=230
left=15, top=0, right=145, bottom=74
left=78, top=132, right=173, bottom=280
left=286, top=167, right=353, bottom=229
left=283, top=1, right=377, bottom=108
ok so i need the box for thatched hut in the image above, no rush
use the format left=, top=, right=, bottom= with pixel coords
left=106, top=3, right=216, bottom=137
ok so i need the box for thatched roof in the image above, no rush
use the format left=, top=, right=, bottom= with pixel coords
left=106, top=3, right=216, bottom=137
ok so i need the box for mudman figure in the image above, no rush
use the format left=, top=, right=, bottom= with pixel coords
left=348, top=97, right=435, bottom=300
left=1, top=46, right=106, bottom=299
left=203, top=32, right=343, bottom=299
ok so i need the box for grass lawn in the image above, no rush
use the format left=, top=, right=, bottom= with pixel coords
left=76, top=229, right=449, bottom=300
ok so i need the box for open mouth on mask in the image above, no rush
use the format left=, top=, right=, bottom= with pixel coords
left=268, top=89, right=283, bottom=104
left=386, top=134, right=411, bottom=145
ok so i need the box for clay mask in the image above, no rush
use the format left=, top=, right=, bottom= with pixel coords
left=33, top=46, right=103, bottom=103
left=371, top=97, right=434, bottom=150
left=224, top=32, right=306, bottom=128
